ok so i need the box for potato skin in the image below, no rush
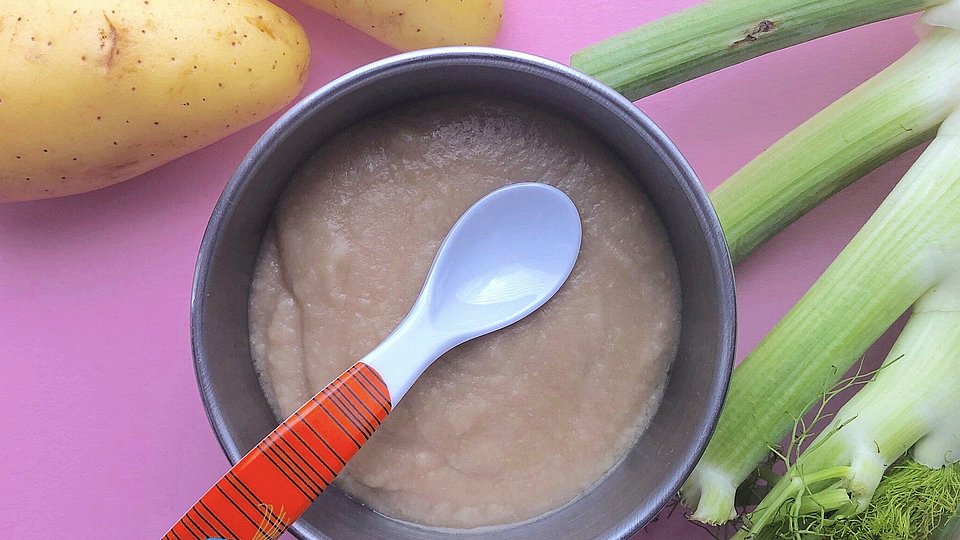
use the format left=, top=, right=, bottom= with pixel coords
left=302, top=0, right=503, bottom=51
left=0, top=0, right=310, bottom=202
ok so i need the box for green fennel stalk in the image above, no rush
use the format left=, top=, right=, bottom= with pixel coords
left=712, top=25, right=960, bottom=262
left=680, top=5, right=960, bottom=524
left=571, top=0, right=944, bottom=101
left=681, top=105, right=960, bottom=524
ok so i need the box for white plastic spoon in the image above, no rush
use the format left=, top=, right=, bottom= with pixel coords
left=165, top=182, right=581, bottom=540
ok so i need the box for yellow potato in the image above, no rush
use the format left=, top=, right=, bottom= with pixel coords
left=0, top=0, right=310, bottom=202
left=302, top=0, right=503, bottom=51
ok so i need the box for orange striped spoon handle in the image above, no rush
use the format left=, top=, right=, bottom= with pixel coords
left=163, top=362, right=391, bottom=540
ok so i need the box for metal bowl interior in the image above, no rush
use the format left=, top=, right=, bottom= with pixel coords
left=192, top=47, right=735, bottom=540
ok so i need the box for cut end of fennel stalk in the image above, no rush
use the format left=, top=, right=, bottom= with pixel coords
left=681, top=466, right=738, bottom=524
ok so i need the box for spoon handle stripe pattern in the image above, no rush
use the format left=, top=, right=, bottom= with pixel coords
left=163, top=362, right=391, bottom=540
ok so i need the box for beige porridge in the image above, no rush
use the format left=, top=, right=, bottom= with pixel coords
left=248, top=96, right=681, bottom=528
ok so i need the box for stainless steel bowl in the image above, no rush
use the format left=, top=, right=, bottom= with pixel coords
left=192, top=47, right=735, bottom=540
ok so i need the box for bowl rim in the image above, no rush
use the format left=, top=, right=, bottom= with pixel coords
left=191, top=46, right=736, bottom=540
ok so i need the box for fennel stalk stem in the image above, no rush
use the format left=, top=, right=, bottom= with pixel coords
left=712, top=26, right=960, bottom=263
left=571, top=0, right=943, bottom=101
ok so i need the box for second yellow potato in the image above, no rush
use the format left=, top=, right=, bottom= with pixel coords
left=303, top=0, right=504, bottom=51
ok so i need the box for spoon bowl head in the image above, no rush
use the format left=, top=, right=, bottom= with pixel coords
left=418, top=182, right=582, bottom=342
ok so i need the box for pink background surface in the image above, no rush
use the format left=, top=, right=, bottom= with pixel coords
left=0, top=1, right=923, bottom=538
